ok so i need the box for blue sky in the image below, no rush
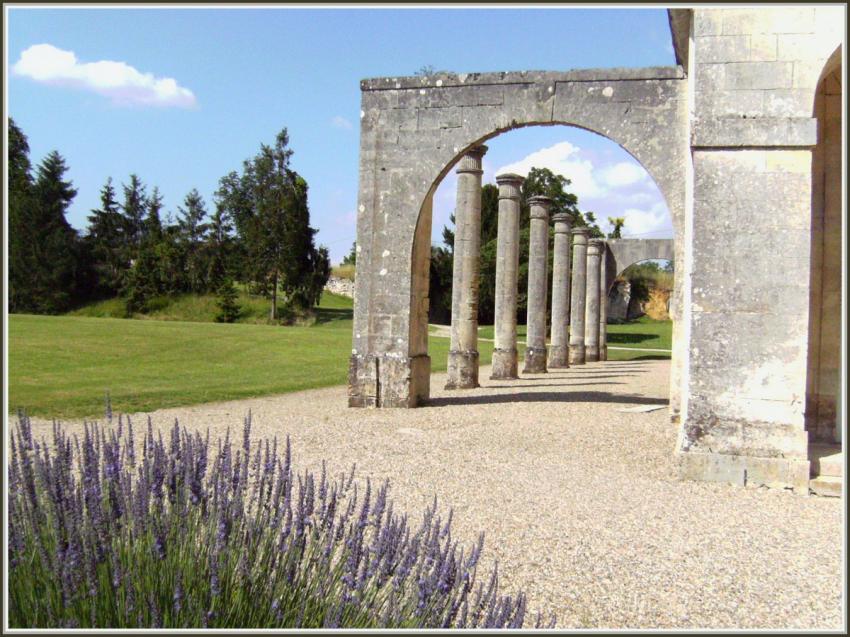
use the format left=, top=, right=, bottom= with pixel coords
left=7, top=6, right=677, bottom=264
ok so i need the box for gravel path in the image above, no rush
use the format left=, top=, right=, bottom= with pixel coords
left=25, top=359, right=843, bottom=629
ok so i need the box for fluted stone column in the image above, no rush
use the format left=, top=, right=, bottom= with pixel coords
left=584, top=239, right=603, bottom=362
left=446, top=145, right=487, bottom=390
left=598, top=242, right=608, bottom=361
left=568, top=228, right=590, bottom=365
left=491, top=173, right=524, bottom=380
left=548, top=213, right=572, bottom=368
left=523, top=196, right=552, bottom=374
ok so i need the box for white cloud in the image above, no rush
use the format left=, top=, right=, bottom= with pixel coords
left=617, top=202, right=673, bottom=237
left=598, top=161, right=646, bottom=188
left=331, top=115, right=353, bottom=130
left=495, top=141, right=604, bottom=199
left=13, top=43, right=197, bottom=108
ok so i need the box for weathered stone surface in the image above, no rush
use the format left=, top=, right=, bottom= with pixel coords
left=568, top=228, right=589, bottom=366
left=548, top=212, right=572, bottom=368
left=692, top=116, right=817, bottom=147
left=584, top=239, right=603, bottom=363
left=491, top=173, right=524, bottom=380
left=446, top=147, right=487, bottom=390
left=598, top=243, right=608, bottom=361
left=523, top=196, right=552, bottom=374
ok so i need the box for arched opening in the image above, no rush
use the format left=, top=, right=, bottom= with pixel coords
left=412, top=123, right=678, bottom=401
left=806, top=47, right=842, bottom=448
left=608, top=259, right=674, bottom=323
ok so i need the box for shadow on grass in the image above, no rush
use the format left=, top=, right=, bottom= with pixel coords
left=606, top=333, right=660, bottom=345
left=313, top=307, right=354, bottom=324
left=426, top=392, right=670, bottom=408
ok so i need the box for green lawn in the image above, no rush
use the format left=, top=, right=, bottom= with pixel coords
left=11, top=293, right=669, bottom=419
left=10, top=293, right=498, bottom=419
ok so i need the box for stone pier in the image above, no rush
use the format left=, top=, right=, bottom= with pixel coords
left=568, top=228, right=590, bottom=365
left=584, top=239, right=603, bottom=362
left=548, top=212, right=573, bottom=368
left=445, top=145, right=487, bottom=389
left=523, top=196, right=552, bottom=374
left=599, top=242, right=608, bottom=361
left=491, top=173, right=524, bottom=380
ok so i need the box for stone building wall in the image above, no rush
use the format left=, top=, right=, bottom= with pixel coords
left=675, top=6, right=843, bottom=490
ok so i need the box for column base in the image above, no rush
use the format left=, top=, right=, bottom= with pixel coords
left=568, top=344, right=586, bottom=365
left=599, top=344, right=608, bottom=361
left=547, top=345, right=569, bottom=368
left=348, top=353, right=430, bottom=408
left=490, top=348, right=518, bottom=380
left=445, top=350, right=480, bottom=389
left=522, top=347, right=548, bottom=374
left=585, top=344, right=599, bottom=362
left=676, top=450, right=810, bottom=493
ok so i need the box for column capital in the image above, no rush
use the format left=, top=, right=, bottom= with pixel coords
left=587, top=238, right=604, bottom=255
left=528, top=195, right=553, bottom=220
left=571, top=227, right=590, bottom=244
left=496, top=173, right=524, bottom=199
left=456, top=145, right=488, bottom=174
left=551, top=212, right=573, bottom=232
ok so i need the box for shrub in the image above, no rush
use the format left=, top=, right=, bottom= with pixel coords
left=8, top=414, right=551, bottom=628
left=215, top=278, right=241, bottom=323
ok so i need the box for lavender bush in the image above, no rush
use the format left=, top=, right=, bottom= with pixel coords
left=8, top=412, right=554, bottom=628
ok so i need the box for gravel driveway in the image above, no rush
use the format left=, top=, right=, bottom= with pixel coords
left=24, top=359, right=844, bottom=629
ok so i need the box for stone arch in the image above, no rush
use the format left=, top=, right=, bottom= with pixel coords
left=350, top=67, right=688, bottom=408
left=603, top=239, right=675, bottom=293
left=805, top=44, right=842, bottom=444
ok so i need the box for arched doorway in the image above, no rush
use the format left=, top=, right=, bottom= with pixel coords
left=806, top=47, right=842, bottom=446
left=425, top=127, right=677, bottom=386
left=348, top=64, right=688, bottom=410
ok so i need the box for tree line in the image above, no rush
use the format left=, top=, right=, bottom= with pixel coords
left=8, top=119, right=330, bottom=321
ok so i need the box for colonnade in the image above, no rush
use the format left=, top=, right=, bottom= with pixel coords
left=445, top=146, right=610, bottom=390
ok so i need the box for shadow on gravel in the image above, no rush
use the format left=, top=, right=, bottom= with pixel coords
left=485, top=382, right=627, bottom=389
left=426, top=392, right=670, bottom=408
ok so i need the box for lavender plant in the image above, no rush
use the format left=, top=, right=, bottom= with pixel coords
left=8, top=412, right=554, bottom=628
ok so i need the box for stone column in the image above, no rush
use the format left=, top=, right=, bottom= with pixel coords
left=598, top=242, right=608, bottom=361
left=523, top=196, right=552, bottom=374
left=568, top=228, right=590, bottom=365
left=446, top=145, right=487, bottom=389
left=490, top=173, right=524, bottom=380
left=548, top=213, right=572, bottom=368
left=584, top=239, right=603, bottom=362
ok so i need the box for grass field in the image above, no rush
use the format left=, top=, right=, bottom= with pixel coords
left=10, top=294, right=669, bottom=419
left=460, top=316, right=672, bottom=351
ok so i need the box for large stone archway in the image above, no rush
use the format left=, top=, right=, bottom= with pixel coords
left=349, top=7, right=844, bottom=493
left=349, top=67, right=688, bottom=409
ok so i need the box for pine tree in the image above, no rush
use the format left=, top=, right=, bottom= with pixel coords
left=8, top=118, right=35, bottom=312
left=145, top=187, right=164, bottom=242
left=206, top=204, right=234, bottom=291
left=23, top=151, right=81, bottom=313
left=177, top=188, right=210, bottom=292
left=121, top=174, right=147, bottom=260
left=215, top=277, right=241, bottom=323
left=86, top=178, right=127, bottom=296
left=124, top=246, right=160, bottom=316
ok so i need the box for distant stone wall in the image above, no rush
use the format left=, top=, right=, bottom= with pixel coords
left=324, top=276, right=355, bottom=299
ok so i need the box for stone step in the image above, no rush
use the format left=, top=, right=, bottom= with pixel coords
left=809, top=444, right=843, bottom=478
left=810, top=476, right=842, bottom=498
